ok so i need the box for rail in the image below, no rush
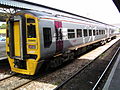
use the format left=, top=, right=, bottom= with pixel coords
left=54, top=47, right=120, bottom=90
left=92, top=47, right=120, bottom=90
left=54, top=53, right=98, bottom=90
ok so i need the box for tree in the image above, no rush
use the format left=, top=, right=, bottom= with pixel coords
left=0, top=24, right=6, bottom=29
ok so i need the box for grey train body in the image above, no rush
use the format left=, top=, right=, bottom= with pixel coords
left=35, top=10, right=116, bottom=59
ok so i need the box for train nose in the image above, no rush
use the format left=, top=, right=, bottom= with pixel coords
left=6, top=12, right=41, bottom=75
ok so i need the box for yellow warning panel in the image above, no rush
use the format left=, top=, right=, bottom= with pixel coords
left=14, top=22, right=21, bottom=56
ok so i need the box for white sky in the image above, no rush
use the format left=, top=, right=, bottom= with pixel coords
left=27, top=0, right=120, bottom=24
left=0, top=0, right=119, bottom=25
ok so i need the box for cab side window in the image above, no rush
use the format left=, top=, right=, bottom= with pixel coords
left=27, top=18, right=36, bottom=38
left=27, top=24, right=36, bottom=38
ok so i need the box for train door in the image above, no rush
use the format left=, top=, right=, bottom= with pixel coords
left=92, top=27, right=96, bottom=41
left=14, top=21, right=21, bottom=57
left=54, top=21, right=63, bottom=53
left=88, top=27, right=93, bottom=42
left=83, top=26, right=89, bottom=43
left=9, top=15, right=26, bottom=60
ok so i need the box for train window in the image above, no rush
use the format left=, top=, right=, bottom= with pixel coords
left=96, top=30, right=99, bottom=35
left=102, top=30, right=104, bottom=34
left=104, top=30, right=105, bottom=34
left=93, top=30, right=96, bottom=35
left=77, top=29, right=82, bottom=37
left=68, top=29, right=75, bottom=39
left=83, top=29, right=88, bottom=37
left=99, top=30, right=101, bottom=35
left=27, top=24, right=36, bottom=38
left=100, top=30, right=103, bottom=35
left=111, top=30, right=114, bottom=34
left=89, top=29, right=92, bottom=36
left=27, top=18, right=35, bottom=23
left=43, top=27, right=52, bottom=48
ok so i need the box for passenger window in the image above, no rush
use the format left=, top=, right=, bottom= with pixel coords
left=104, top=30, right=105, bottom=34
left=100, top=30, right=103, bottom=35
left=27, top=24, right=36, bottom=38
left=77, top=29, right=82, bottom=37
left=89, top=29, right=92, bottom=36
left=43, top=27, right=52, bottom=48
left=83, top=29, right=88, bottom=37
left=68, top=29, right=75, bottom=39
left=99, top=30, right=101, bottom=35
left=96, top=30, right=99, bottom=35
left=102, top=30, right=104, bottom=34
left=93, top=30, right=96, bottom=35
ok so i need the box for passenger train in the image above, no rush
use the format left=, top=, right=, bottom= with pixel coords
left=6, top=10, right=116, bottom=75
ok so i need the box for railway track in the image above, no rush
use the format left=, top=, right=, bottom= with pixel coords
left=0, top=73, right=17, bottom=81
left=0, top=57, right=14, bottom=82
left=92, top=47, right=120, bottom=90
left=54, top=39, right=120, bottom=90
left=0, top=74, right=31, bottom=90
left=0, top=58, right=48, bottom=90
left=0, top=38, right=119, bottom=90
left=0, top=71, right=53, bottom=90
left=0, top=47, right=94, bottom=89
left=15, top=39, right=120, bottom=90
left=54, top=57, right=97, bottom=90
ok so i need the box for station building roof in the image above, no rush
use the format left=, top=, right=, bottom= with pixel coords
left=113, top=0, right=120, bottom=12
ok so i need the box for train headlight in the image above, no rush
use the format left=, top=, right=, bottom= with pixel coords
left=28, top=45, right=36, bottom=49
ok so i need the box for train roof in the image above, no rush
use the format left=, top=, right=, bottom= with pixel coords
left=16, top=10, right=54, bottom=17
left=15, top=10, right=117, bottom=28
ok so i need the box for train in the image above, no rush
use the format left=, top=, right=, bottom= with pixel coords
left=6, top=10, right=117, bottom=75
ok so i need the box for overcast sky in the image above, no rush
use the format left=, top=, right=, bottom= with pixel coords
left=0, top=0, right=119, bottom=26
left=27, top=0, right=120, bottom=25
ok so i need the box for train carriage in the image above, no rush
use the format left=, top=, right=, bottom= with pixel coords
left=6, top=10, right=116, bottom=75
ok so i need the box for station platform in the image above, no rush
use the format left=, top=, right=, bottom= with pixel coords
left=103, top=49, right=120, bottom=90
left=79, top=37, right=120, bottom=60
left=0, top=41, right=6, bottom=60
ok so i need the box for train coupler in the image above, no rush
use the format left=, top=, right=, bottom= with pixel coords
left=14, top=59, right=27, bottom=69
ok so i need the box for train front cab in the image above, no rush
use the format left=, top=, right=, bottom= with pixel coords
left=6, top=13, right=41, bottom=75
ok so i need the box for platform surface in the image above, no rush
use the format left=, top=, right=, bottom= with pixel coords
left=103, top=50, right=120, bottom=90
left=0, top=41, right=6, bottom=58
left=79, top=37, right=120, bottom=60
